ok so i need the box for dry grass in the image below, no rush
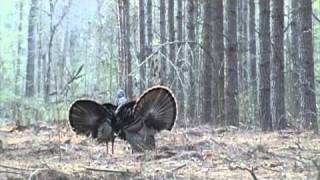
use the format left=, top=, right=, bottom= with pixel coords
left=0, top=124, right=319, bottom=179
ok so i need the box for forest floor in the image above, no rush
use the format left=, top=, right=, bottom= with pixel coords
left=0, top=123, right=319, bottom=180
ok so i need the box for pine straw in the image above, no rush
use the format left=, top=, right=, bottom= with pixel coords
left=0, top=124, right=319, bottom=179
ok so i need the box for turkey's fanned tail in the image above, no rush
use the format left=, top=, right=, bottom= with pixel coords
left=134, top=85, right=177, bottom=131
left=69, top=100, right=114, bottom=138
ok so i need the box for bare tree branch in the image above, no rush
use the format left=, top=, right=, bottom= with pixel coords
left=34, top=7, right=50, bottom=16
left=313, top=12, right=320, bottom=23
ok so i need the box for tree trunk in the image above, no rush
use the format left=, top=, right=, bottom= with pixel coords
left=159, top=0, right=166, bottom=84
left=201, top=0, right=213, bottom=123
left=289, top=0, right=300, bottom=122
left=186, top=0, right=196, bottom=122
left=37, top=0, right=43, bottom=96
left=249, top=0, right=257, bottom=124
left=299, top=0, right=318, bottom=133
left=117, top=0, right=125, bottom=89
left=195, top=2, right=201, bottom=120
left=14, top=1, right=24, bottom=126
left=41, top=53, right=47, bottom=100
left=139, top=0, right=146, bottom=92
left=224, top=0, right=239, bottom=126
left=147, top=0, right=154, bottom=86
left=167, top=0, right=175, bottom=88
left=124, top=0, right=133, bottom=98
left=44, top=0, right=69, bottom=102
left=271, top=0, right=286, bottom=130
left=44, top=0, right=54, bottom=102
left=25, top=0, right=37, bottom=97
left=59, top=28, right=69, bottom=91
left=212, top=0, right=224, bottom=125
left=237, top=0, right=249, bottom=123
left=15, top=1, right=23, bottom=96
left=237, top=0, right=244, bottom=92
left=95, top=0, right=103, bottom=91
left=177, top=0, right=185, bottom=120
left=259, top=0, right=272, bottom=131
left=242, top=1, right=248, bottom=93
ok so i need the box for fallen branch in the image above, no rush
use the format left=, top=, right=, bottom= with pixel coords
left=229, top=165, right=258, bottom=180
left=0, top=170, right=25, bottom=175
left=0, top=164, right=33, bottom=172
left=172, top=164, right=187, bottom=172
left=85, top=166, right=130, bottom=174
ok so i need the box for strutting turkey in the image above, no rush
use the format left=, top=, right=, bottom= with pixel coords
left=68, top=85, right=177, bottom=153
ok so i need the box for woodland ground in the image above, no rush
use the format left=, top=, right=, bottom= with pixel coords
left=0, top=123, right=319, bottom=180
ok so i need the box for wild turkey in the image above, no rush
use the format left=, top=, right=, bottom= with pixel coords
left=68, top=85, right=177, bottom=153
left=69, top=100, right=116, bottom=153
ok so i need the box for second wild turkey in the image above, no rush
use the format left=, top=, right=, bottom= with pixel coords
left=68, top=85, right=177, bottom=153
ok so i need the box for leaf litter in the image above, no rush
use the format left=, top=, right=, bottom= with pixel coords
left=0, top=124, right=319, bottom=179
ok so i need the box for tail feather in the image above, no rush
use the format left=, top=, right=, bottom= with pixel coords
left=134, top=85, right=177, bottom=131
left=69, top=100, right=113, bottom=138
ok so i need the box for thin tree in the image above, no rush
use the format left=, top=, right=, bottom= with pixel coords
left=124, top=0, right=132, bottom=98
left=44, top=0, right=70, bottom=102
left=259, top=0, right=272, bottom=131
left=237, top=0, right=249, bottom=123
left=36, top=0, right=43, bottom=95
left=271, top=0, right=286, bottom=130
left=14, top=0, right=24, bottom=126
left=95, top=0, right=104, bottom=91
left=159, top=0, right=166, bottom=84
left=139, top=0, right=146, bottom=92
left=186, top=0, right=196, bottom=122
left=224, top=0, right=239, bottom=126
left=299, top=0, right=318, bottom=133
left=195, top=1, right=201, bottom=120
left=25, top=0, right=37, bottom=97
left=242, top=0, right=248, bottom=92
left=167, top=0, right=175, bottom=88
left=16, top=0, right=24, bottom=95
left=14, top=0, right=24, bottom=96
left=212, top=0, right=224, bottom=125
left=289, top=0, right=300, bottom=122
left=58, top=28, right=69, bottom=91
left=45, top=0, right=54, bottom=102
left=202, top=0, right=213, bottom=123
left=147, top=0, right=154, bottom=86
left=237, top=0, right=248, bottom=93
left=249, top=0, right=257, bottom=124
left=117, top=0, right=125, bottom=89
left=177, top=0, right=185, bottom=120
left=211, top=0, right=220, bottom=124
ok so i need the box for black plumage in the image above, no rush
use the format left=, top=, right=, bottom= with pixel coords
left=69, top=100, right=116, bottom=153
left=68, top=85, right=177, bottom=153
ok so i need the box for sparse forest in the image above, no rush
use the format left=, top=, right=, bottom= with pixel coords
left=1, top=0, right=320, bottom=179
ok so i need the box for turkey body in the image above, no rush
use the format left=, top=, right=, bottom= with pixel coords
left=69, top=85, right=177, bottom=152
